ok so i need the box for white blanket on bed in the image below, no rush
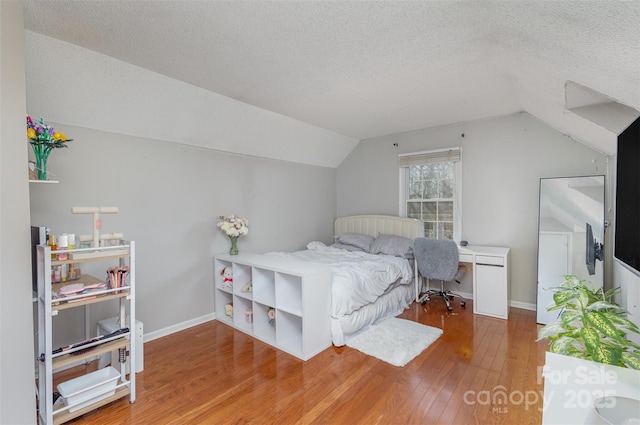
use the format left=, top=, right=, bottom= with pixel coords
left=266, top=242, right=413, bottom=317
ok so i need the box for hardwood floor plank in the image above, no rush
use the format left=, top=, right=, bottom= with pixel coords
left=50, top=301, right=547, bottom=424
left=406, top=358, right=456, bottom=423
left=452, top=365, right=490, bottom=424
left=437, top=362, right=479, bottom=424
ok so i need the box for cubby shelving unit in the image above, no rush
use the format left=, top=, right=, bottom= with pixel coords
left=36, top=241, right=136, bottom=425
left=214, top=252, right=332, bottom=360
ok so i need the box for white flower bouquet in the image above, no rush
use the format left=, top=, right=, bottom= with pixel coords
left=217, top=215, right=249, bottom=237
left=217, top=215, right=248, bottom=255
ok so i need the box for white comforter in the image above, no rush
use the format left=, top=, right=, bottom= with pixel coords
left=266, top=241, right=413, bottom=317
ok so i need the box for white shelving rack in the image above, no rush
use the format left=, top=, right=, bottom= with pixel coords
left=214, top=253, right=332, bottom=360
left=36, top=241, right=136, bottom=425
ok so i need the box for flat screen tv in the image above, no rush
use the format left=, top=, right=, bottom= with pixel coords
left=614, top=116, right=640, bottom=275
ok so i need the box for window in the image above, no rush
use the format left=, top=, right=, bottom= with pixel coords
left=399, top=148, right=461, bottom=241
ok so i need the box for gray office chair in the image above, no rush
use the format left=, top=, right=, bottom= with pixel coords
left=414, top=237, right=466, bottom=311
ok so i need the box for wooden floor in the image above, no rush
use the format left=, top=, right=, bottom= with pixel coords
left=56, top=301, right=548, bottom=424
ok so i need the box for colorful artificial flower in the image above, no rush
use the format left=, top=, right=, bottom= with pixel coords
left=26, top=115, right=73, bottom=148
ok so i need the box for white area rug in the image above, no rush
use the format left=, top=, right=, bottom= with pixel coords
left=346, top=318, right=443, bottom=367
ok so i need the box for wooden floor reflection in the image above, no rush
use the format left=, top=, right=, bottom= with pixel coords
left=55, top=300, right=548, bottom=424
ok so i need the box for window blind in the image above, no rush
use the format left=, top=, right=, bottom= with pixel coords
left=398, top=147, right=461, bottom=167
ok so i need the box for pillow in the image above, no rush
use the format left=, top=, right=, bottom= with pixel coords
left=307, top=241, right=328, bottom=250
left=370, top=234, right=414, bottom=258
left=335, top=233, right=375, bottom=252
left=331, top=242, right=366, bottom=252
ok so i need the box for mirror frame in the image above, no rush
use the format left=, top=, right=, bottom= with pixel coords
left=536, top=175, right=605, bottom=324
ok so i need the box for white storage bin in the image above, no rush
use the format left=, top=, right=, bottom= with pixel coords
left=57, top=366, right=120, bottom=413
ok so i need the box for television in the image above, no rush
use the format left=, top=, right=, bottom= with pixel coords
left=614, top=116, right=640, bottom=275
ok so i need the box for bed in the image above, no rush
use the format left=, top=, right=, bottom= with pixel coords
left=267, top=215, right=424, bottom=346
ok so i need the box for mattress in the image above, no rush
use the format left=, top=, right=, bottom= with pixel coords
left=331, top=283, right=414, bottom=346
left=266, top=241, right=415, bottom=346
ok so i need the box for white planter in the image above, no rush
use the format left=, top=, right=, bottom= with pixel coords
left=541, top=352, right=640, bottom=425
left=584, top=396, right=640, bottom=425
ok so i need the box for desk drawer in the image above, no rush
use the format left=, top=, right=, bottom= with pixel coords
left=459, top=253, right=473, bottom=264
left=475, top=255, right=504, bottom=266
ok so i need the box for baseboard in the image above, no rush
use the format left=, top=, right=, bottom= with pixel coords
left=510, top=300, right=536, bottom=311
left=457, top=290, right=473, bottom=300
left=143, top=312, right=216, bottom=343
left=422, top=288, right=536, bottom=313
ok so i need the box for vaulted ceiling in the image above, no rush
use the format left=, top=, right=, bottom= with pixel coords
left=23, top=1, right=640, bottom=159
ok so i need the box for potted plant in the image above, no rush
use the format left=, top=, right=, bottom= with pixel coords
left=537, top=275, right=640, bottom=424
left=537, top=275, right=640, bottom=370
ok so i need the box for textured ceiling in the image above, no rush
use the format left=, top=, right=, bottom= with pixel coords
left=23, top=0, right=640, bottom=155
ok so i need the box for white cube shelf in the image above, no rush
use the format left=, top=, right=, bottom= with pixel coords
left=253, top=301, right=277, bottom=345
left=253, top=267, right=275, bottom=306
left=214, top=253, right=332, bottom=360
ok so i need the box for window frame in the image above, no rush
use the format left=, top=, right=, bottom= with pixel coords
left=399, top=147, right=462, bottom=242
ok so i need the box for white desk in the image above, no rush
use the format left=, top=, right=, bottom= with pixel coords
left=417, top=244, right=511, bottom=319
left=459, top=245, right=511, bottom=319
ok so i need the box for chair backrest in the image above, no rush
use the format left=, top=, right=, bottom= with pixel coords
left=414, top=237, right=459, bottom=281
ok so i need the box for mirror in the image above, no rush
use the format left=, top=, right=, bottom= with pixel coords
left=536, top=175, right=605, bottom=324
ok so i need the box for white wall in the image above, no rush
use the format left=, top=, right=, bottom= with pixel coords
left=24, top=28, right=341, bottom=344
left=0, top=1, right=38, bottom=423
left=29, top=124, right=337, bottom=342
left=24, top=31, right=358, bottom=169
left=613, top=262, right=640, bottom=345
left=337, top=113, right=608, bottom=306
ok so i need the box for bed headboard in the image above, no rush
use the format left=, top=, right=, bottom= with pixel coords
left=334, top=215, right=424, bottom=240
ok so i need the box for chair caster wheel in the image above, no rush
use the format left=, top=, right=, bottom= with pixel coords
left=447, top=306, right=453, bottom=312
left=461, top=301, right=466, bottom=307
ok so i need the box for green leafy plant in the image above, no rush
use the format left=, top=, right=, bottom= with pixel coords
left=537, top=275, right=640, bottom=370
